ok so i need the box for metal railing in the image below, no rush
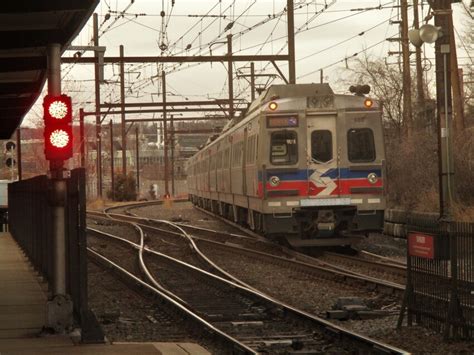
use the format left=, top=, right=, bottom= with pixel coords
left=398, top=216, right=474, bottom=340
left=9, top=174, right=53, bottom=280
left=8, top=168, right=103, bottom=342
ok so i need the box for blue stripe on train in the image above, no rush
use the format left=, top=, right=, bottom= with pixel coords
left=258, top=168, right=381, bottom=181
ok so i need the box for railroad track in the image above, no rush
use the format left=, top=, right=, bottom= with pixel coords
left=88, top=208, right=405, bottom=297
left=319, top=252, right=406, bottom=286
left=86, top=215, right=407, bottom=354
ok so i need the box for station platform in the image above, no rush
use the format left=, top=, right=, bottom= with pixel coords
left=0, top=233, right=210, bottom=355
left=0, top=232, right=47, bottom=339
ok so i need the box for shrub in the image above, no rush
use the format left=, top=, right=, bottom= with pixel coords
left=107, top=173, right=137, bottom=201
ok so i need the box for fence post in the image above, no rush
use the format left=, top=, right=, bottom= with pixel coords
left=397, top=216, right=414, bottom=329
left=69, top=168, right=104, bottom=343
left=444, top=221, right=464, bottom=339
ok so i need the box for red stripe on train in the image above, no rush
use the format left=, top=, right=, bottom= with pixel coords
left=258, top=178, right=383, bottom=198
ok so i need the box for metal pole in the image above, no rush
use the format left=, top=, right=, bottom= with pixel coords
left=250, top=62, right=255, bottom=101
left=110, top=120, right=115, bottom=200
left=287, top=0, right=296, bottom=84
left=320, top=69, right=323, bottom=84
left=413, top=0, right=426, bottom=129
left=430, top=0, right=454, bottom=219
left=79, top=109, right=85, bottom=168
left=62, top=54, right=289, bottom=64
left=48, top=44, right=61, bottom=97
left=47, top=43, right=66, bottom=296
left=448, top=11, right=465, bottom=131
left=162, top=71, right=169, bottom=196
left=227, top=34, right=234, bottom=119
left=401, top=0, right=413, bottom=136
left=170, top=115, right=175, bottom=196
left=135, top=126, right=140, bottom=195
left=120, top=45, right=127, bottom=175
left=16, top=128, right=21, bottom=180
left=47, top=42, right=73, bottom=331
left=93, top=13, right=102, bottom=197
left=442, top=48, right=454, bottom=216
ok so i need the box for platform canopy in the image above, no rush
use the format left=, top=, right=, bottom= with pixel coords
left=0, top=1, right=99, bottom=139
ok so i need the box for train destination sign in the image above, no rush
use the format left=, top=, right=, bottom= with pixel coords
left=267, top=116, right=298, bottom=128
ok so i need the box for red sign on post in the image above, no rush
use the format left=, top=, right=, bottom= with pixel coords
left=408, top=232, right=435, bottom=259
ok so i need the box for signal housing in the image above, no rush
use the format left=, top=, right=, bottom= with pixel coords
left=43, top=94, right=73, bottom=161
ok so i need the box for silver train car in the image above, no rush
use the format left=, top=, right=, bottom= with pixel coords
left=187, top=83, right=386, bottom=247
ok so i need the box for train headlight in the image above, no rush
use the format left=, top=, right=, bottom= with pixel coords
left=268, top=101, right=278, bottom=111
left=364, top=98, right=374, bottom=108
left=367, top=173, right=378, bottom=184
left=269, top=176, right=280, bottom=187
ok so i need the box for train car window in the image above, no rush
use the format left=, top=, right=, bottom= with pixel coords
left=237, top=142, right=243, bottom=165
left=270, top=131, right=298, bottom=165
left=210, top=155, right=216, bottom=170
left=232, top=142, right=242, bottom=167
left=247, top=136, right=254, bottom=164
left=224, top=148, right=230, bottom=168
left=255, top=135, right=258, bottom=162
left=248, top=139, right=251, bottom=163
left=311, top=130, right=332, bottom=163
left=217, top=151, right=223, bottom=169
left=347, top=128, right=375, bottom=162
left=251, top=136, right=255, bottom=163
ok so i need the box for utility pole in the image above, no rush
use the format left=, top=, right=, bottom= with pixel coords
left=79, top=108, right=85, bottom=168
left=93, top=13, right=102, bottom=197
left=15, top=128, right=21, bottom=181
left=120, top=45, right=127, bottom=175
left=227, top=34, right=234, bottom=119
left=162, top=71, right=169, bottom=196
left=170, top=115, right=175, bottom=196
left=250, top=62, right=255, bottom=101
left=110, top=120, right=115, bottom=200
left=287, top=0, right=296, bottom=83
left=401, top=0, right=413, bottom=136
left=135, top=126, right=140, bottom=195
left=413, top=0, right=426, bottom=129
left=429, top=0, right=455, bottom=219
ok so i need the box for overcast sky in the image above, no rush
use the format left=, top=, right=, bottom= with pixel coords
left=23, top=0, right=472, bottom=126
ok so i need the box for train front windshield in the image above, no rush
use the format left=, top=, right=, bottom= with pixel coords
left=347, top=128, right=376, bottom=163
left=270, top=130, right=298, bottom=165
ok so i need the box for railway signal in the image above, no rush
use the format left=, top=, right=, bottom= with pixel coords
left=5, top=157, right=15, bottom=168
left=43, top=94, right=73, bottom=161
left=4, top=141, right=15, bottom=153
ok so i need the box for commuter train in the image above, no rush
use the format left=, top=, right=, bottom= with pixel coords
left=186, top=83, right=385, bottom=247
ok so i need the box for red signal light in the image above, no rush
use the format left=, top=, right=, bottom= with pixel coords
left=49, top=129, right=70, bottom=148
left=44, top=125, right=73, bottom=161
left=48, top=100, right=69, bottom=119
left=43, top=94, right=72, bottom=124
left=43, top=94, right=73, bottom=161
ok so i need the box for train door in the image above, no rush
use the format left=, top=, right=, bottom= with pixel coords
left=306, top=115, right=339, bottom=197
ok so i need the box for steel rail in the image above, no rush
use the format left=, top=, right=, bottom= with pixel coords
left=87, top=247, right=256, bottom=354
left=88, top=211, right=405, bottom=295
left=359, top=250, right=407, bottom=266
left=87, top=223, right=408, bottom=354
left=91, top=212, right=263, bottom=294
left=322, top=251, right=406, bottom=276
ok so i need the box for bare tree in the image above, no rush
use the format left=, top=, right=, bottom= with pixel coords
left=345, top=55, right=405, bottom=137
left=460, top=13, right=474, bottom=124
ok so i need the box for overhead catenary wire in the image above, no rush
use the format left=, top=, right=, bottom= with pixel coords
left=53, top=1, right=405, bottom=129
